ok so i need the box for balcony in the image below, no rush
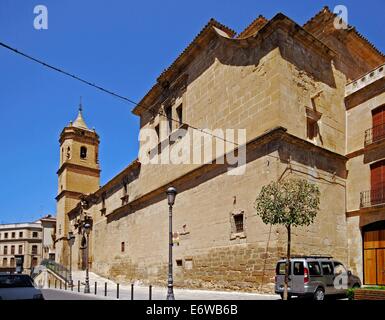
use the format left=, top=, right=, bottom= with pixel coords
left=364, top=123, right=385, bottom=147
left=360, top=185, right=385, bottom=208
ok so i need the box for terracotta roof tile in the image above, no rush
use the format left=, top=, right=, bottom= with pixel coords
left=157, top=18, right=236, bottom=82
left=303, top=6, right=385, bottom=59
left=237, top=15, right=268, bottom=39
left=132, top=19, right=235, bottom=115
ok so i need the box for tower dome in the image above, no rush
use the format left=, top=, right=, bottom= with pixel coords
left=72, top=102, right=89, bottom=130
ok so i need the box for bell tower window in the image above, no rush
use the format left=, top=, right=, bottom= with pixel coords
left=80, top=146, right=87, bottom=159
left=66, top=146, right=71, bottom=160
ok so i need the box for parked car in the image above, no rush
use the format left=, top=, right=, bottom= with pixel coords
left=0, top=274, right=44, bottom=300
left=275, top=255, right=361, bottom=300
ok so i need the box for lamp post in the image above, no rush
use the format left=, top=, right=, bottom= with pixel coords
left=67, top=232, right=75, bottom=288
left=166, top=186, right=177, bottom=300
left=83, top=223, right=91, bottom=294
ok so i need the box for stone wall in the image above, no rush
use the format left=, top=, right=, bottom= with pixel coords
left=135, top=25, right=346, bottom=198
left=86, top=136, right=347, bottom=293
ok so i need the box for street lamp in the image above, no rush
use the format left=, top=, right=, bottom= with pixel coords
left=166, top=186, right=177, bottom=300
left=67, top=232, right=75, bottom=288
left=83, top=223, right=91, bottom=294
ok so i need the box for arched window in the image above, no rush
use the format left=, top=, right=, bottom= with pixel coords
left=66, top=146, right=71, bottom=160
left=80, top=146, right=87, bottom=159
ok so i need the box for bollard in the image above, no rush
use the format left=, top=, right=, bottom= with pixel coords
left=60, top=281, right=62, bottom=290
left=149, top=285, right=152, bottom=300
left=117, top=283, right=120, bottom=299
left=131, top=283, right=134, bottom=300
left=48, top=280, right=50, bottom=289
left=78, top=280, right=80, bottom=292
left=71, top=282, right=73, bottom=291
left=105, top=282, right=107, bottom=297
left=95, top=282, right=97, bottom=295
left=55, top=279, right=57, bottom=288
left=65, top=282, right=67, bottom=290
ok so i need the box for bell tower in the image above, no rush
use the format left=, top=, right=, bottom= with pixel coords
left=55, top=102, right=100, bottom=265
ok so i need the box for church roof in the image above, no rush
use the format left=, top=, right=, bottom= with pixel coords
left=131, top=18, right=236, bottom=115
left=72, top=104, right=89, bottom=130
left=236, top=15, right=268, bottom=39
left=132, top=12, right=335, bottom=116
left=303, top=6, right=385, bottom=60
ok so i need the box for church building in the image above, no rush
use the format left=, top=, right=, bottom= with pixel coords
left=55, top=7, right=385, bottom=292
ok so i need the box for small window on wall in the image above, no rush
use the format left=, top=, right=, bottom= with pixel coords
left=176, top=259, right=183, bottom=267
left=305, top=107, right=322, bottom=141
left=80, top=146, right=87, bottom=159
left=121, top=181, right=129, bottom=205
left=32, top=232, right=38, bottom=238
left=176, top=104, right=183, bottom=126
left=307, top=117, right=318, bottom=140
left=155, top=124, right=160, bottom=141
left=100, top=192, right=107, bottom=215
left=11, top=232, right=15, bottom=238
left=234, top=214, right=244, bottom=233
left=230, top=210, right=246, bottom=240
left=102, top=193, right=106, bottom=208
left=19, top=232, right=23, bottom=238
left=121, top=242, right=125, bottom=253
left=165, top=106, right=172, bottom=135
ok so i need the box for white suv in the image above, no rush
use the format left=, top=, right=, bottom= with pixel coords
left=275, top=255, right=361, bottom=300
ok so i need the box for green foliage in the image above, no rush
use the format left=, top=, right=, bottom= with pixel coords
left=346, top=288, right=355, bottom=300
left=254, top=178, right=320, bottom=228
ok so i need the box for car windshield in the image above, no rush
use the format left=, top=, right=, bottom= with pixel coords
left=0, top=275, right=34, bottom=288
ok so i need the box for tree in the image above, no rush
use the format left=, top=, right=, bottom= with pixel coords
left=254, top=178, right=320, bottom=300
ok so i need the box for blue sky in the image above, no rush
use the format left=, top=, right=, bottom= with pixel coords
left=0, top=0, right=384, bottom=223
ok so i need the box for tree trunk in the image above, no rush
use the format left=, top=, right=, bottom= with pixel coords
left=283, top=225, right=291, bottom=300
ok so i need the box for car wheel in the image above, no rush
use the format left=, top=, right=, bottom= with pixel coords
left=313, top=287, right=325, bottom=301
left=353, top=283, right=360, bottom=289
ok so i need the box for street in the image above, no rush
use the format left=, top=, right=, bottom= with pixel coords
left=41, top=286, right=280, bottom=300
left=41, top=271, right=280, bottom=300
left=42, top=289, right=104, bottom=300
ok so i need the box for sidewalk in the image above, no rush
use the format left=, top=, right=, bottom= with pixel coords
left=56, top=271, right=279, bottom=300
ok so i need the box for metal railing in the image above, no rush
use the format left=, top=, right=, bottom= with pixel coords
left=364, top=123, right=385, bottom=146
left=40, top=259, right=70, bottom=282
left=360, top=185, right=385, bottom=207
left=48, top=280, right=153, bottom=300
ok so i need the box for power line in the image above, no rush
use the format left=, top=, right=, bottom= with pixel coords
left=0, top=40, right=239, bottom=146
left=0, top=41, right=284, bottom=163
